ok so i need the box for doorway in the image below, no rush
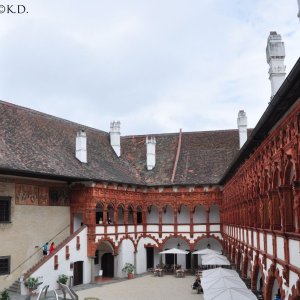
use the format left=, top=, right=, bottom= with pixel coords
left=73, top=261, right=83, bottom=285
left=146, top=247, right=154, bottom=269
left=101, top=253, right=114, bottom=277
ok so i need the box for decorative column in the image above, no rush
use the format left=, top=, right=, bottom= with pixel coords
left=278, top=186, right=294, bottom=232
left=293, top=181, right=300, bottom=233
left=124, top=208, right=129, bottom=234
left=133, top=209, right=137, bottom=238
left=190, top=207, right=194, bottom=238
left=174, top=208, right=178, bottom=236
left=103, top=207, right=108, bottom=235
left=206, top=207, right=210, bottom=233
left=115, top=207, right=119, bottom=240
left=159, top=208, right=162, bottom=238
left=142, top=208, right=147, bottom=235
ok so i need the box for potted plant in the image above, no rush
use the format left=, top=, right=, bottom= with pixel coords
left=57, top=274, right=69, bottom=285
left=0, top=289, right=10, bottom=300
left=24, top=277, right=41, bottom=294
left=122, top=263, right=134, bottom=279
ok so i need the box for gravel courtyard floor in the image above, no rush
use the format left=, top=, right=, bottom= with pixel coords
left=76, top=275, right=204, bottom=300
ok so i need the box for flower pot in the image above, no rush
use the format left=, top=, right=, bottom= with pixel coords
left=127, top=273, right=134, bottom=279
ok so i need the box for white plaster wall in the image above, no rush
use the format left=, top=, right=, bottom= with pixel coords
left=194, top=238, right=222, bottom=252
left=209, top=205, right=220, bottom=223
left=116, top=239, right=135, bottom=278
left=276, top=236, right=285, bottom=260
left=177, top=206, right=189, bottom=224
left=128, top=225, right=134, bottom=232
left=162, top=238, right=189, bottom=267
left=147, top=225, right=159, bottom=232
left=162, top=225, right=174, bottom=232
left=178, top=225, right=190, bottom=232
left=259, top=233, right=264, bottom=251
left=194, top=206, right=206, bottom=223
left=0, top=181, right=70, bottom=291
left=107, top=226, right=115, bottom=234
left=95, top=226, right=104, bottom=235
left=267, top=234, right=273, bottom=256
left=248, top=230, right=252, bottom=246
left=289, top=239, right=300, bottom=266
left=162, top=206, right=174, bottom=224
left=118, top=226, right=125, bottom=233
left=254, top=231, right=257, bottom=248
left=73, top=213, right=83, bottom=231
left=210, top=225, right=220, bottom=232
left=28, top=227, right=90, bottom=293
left=136, top=237, right=159, bottom=274
left=147, top=206, right=159, bottom=223
left=194, top=225, right=206, bottom=232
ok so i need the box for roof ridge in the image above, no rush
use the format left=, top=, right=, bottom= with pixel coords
left=0, top=99, right=108, bottom=135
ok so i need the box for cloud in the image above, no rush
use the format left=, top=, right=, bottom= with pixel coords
left=0, top=0, right=299, bottom=135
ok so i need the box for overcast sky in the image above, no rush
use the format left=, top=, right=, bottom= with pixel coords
left=0, top=1, right=299, bottom=135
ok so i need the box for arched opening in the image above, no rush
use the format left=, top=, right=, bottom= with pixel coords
left=94, top=241, right=114, bottom=279
left=177, top=205, right=190, bottom=224
left=96, top=203, right=103, bottom=224
left=128, top=205, right=134, bottom=225
left=137, top=206, right=142, bottom=224
left=118, top=204, right=124, bottom=224
left=284, top=161, right=296, bottom=232
left=194, top=237, right=223, bottom=268
left=162, top=237, right=190, bottom=269
left=271, top=278, right=280, bottom=300
left=209, top=205, right=220, bottom=223
left=147, top=205, right=159, bottom=223
left=162, top=205, right=174, bottom=224
left=107, top=203, right=114, bottom=224
left=193, top=205, right=206, bottom=223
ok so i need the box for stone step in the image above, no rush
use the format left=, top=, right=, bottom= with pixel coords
left=7, top=280, right=21, bottom=294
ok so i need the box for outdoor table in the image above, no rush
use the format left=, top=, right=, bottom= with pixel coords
left=154, top=268, right=163, bottom=277
left=176, top=269, right=185, bottom=278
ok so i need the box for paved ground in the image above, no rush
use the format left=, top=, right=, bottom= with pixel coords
left=76, top=275, right=203, bottom=300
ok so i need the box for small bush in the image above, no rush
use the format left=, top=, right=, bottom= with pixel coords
left=24, top=277, right=40, bottom=289
left=0, top=289, right=10, bottom=300
left=58, top=274, right=68, bottom=284
left=122, top=263, right=134, bottom=274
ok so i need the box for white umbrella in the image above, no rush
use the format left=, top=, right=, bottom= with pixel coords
left=201, top=276, right=246, bottom=290
left=159, top=248, right=189, bottom=272
left=204, top=287, right=257, bottom=300
left=192, top=248, right=221, bottom=255
left=202, top=256, right=230, bottom=266
left=202, top=253, right=228, bottom=260
left=202, top=267, right=239, bottom=278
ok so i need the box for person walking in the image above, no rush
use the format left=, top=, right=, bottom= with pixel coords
left=42, top=242, right=48, bottom=256
left=49, top=242, right=55, bottom=254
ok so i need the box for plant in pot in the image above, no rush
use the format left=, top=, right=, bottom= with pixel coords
left=24, top=277, right=41, bottom=294
left=0, top=289, right=10, bottom=300
left=122, top=263, right=134, bottom=279
left=57, top=274, right=69, bottom=285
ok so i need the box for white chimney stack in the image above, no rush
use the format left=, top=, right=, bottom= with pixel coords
left=266, top=31, right=286, bottom=98
left=237, top=110, right=247, bottom=149
left=146, top=136, right=156, bottom=170
left=110, top=121, right=121, bottom=157
left=76, top=130, right=87, bottom=163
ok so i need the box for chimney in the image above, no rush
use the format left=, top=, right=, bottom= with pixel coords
left=110, top=121, right=121, bottom=157
left=146, top=136, right=156, bottom=170
left=76, top=130, right=87, bottom=163
left=266, top=31, right=286, bottom=98
left=237, top=110, right=247, bottom=149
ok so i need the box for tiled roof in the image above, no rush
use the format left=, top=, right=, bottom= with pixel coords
left=0, top=100, right=247, bottom=186
left=0, top=100, right=140, bottom=184
left=121, top=130, right=248, bottom=185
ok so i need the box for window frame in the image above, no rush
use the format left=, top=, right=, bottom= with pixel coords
left=0, top=196, right=11, bottom=223
left=0, top=256, right=11, bottom=276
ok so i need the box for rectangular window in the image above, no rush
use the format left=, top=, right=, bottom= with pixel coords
left=0, top=256, right=10, bottom=275
left=0, top=197, right=11, bottom=223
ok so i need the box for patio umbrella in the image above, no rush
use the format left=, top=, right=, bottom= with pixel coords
left=159, top=248, right=189, bottom=272
left=201, top=276, right=246, bottom=290
left=202, top=255, right=230, bottom=266
left=192, top=248, right=221, bottom=255
left=204, top=287, right=257, bottom=300
left=202, top=267, right=239, bottom=278
left=202, top=253, right=228, bottom=260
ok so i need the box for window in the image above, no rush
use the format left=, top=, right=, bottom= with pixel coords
left=0, top=197, right=11, bottom=223
left=0, top=256, right=10, bottom=275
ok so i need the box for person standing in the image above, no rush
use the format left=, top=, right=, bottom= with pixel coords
left=49, top=242, right=55, bottom=254
left=42, top=242, right=48, bottom=256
